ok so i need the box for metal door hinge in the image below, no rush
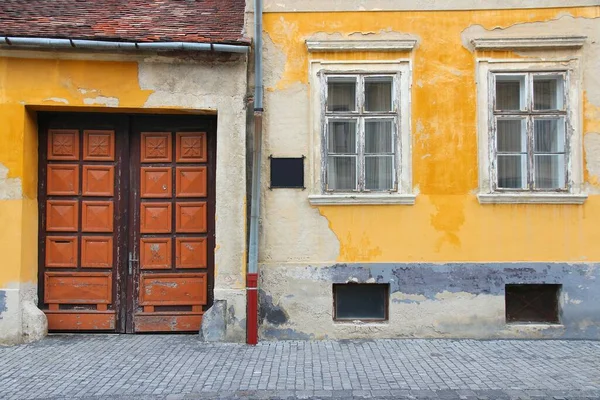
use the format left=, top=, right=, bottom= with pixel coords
left=128, top=252, right=138, bottom=275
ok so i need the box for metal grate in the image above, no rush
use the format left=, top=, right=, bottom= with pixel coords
left=505, top=284, right=561, bottom=323
left=333, top=283, right=389, bottom=321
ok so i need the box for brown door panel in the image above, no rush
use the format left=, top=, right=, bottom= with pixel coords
left=38, top=113, right=216, bottom=334
left=38, top=113, right=130, bottom=333
left=129, top=115, right=216, bottom=333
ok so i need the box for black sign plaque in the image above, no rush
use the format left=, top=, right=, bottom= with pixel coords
left=269, top=156, right=305, bottom=189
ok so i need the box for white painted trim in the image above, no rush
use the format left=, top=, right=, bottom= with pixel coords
left=306, top=40, right=417, bottom=53
left=475, top=58, right=585, bottom=201
left=309, top=194, right=416, bottom=205
left=477, top=193, right=587, bottom=205
left=471, top=36, right=587, bottom=51
left=308, top=59, right=414, bottom=202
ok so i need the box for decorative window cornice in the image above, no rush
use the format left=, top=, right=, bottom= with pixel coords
left=471, top=36, right=587, bottom=51
left=306, top=39, right=417, bottom=53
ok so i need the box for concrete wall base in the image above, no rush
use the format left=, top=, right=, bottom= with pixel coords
left=199, top=288, right=247, bottom=342
left=259, top=263, right=600, bottom=340
left=0, top=284, right=47, bottom=346
left=199, top=300, right=227, bottom=342
left=20, top=284, right=47, bottom=343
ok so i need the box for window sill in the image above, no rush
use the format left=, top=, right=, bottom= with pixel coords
left=308, top=193, right=416, bottom=206
left=477, top=193, right=588, bottom=205
left=333, top=318, right=389, bottom=324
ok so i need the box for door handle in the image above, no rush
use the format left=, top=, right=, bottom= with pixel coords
left=128, top=252, right=139, bottom=275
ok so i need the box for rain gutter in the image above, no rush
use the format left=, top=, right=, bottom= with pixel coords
left=0, top=36, right=249, bottom=53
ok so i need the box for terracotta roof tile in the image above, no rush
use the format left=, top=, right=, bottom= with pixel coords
left=0, top=0, right=249, bottom=45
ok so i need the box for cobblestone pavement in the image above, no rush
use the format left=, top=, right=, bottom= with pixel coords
left=1, top=335, right=600, bottom=400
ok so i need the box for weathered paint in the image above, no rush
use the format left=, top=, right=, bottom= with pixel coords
left=259, top=289, right=289, bottom=325
left=261, top=8, right=600, bottom=264
left=260, top=6, right=600, bottom=339
left=0, top=51, right=249, bottom=344
left=260, top=263, right=600, bottom=340
left=0, top=290, right=6, bottom=318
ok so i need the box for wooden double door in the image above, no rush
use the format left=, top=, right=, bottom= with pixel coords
left=38, top=113, right=215, bottom=333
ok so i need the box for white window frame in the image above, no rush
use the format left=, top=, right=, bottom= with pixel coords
left=324, top=73, right=399, bottom=193
left=476, top=58, right=587, bottom=205
left=308, top=60, right=414, bottom=205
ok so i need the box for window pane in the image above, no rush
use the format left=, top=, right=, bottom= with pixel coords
left=496, top=75, right=525, bottom=111
left=365, top=155, right=394, bottom=191
left=534, top=118, right=565, bottom=153
left=328, top=156, right=356, bottom=190
left=328, top=120, right=356, bottom=153
left=497, top=154, right=526, bottom=189
left=497, top=119, right=525, bottom=152
left=535, top=154, right=565, bottom=189
left=365, top=120, right=393, bottom=154
left=534, top=75, right=564, bottom=110
left=327, top=78, right=356, bottom=112
left=365, top=77, right=393, bottom=112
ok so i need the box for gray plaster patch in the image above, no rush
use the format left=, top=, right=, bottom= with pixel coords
left=200, top=300, right=227, bottom=342
left=322, top=263, right=590, bottom=298
left=259, top=289, right=289, bottom=325
left=0, top=290, right=6, bottom=319
left=260, top=263, right=600, bottom=339
left=585, top=132, right=600, bottom=180
left=262, top=327, right=313, bottom=340
left=0, top=163, right=23, bottom=200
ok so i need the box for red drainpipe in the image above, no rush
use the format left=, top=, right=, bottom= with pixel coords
left=246, top=273, right=258, bottom=345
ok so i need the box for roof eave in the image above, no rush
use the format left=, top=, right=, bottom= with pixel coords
left=0, top=36, right=250, bottom=54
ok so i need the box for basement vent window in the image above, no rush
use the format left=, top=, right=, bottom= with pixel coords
left=333, top=283, right=389, bottom=321
left=505, top=284, right=561, bottom=324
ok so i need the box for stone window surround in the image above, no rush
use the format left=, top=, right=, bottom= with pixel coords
left=308, top=58, right=415, bottom=206
left=476, top=56, right=587, bottom=205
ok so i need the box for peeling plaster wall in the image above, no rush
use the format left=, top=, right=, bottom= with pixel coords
left=0, top=163, right=22, bottom=200
left=0, top=288, right=21, bottom=344
left=260, top=6, right=600, bottom=339
left=261, top=8, right=600, bottom=266
left=260, top=263, right=600, bottom=340
left=0, top=51, right=248, bottom=344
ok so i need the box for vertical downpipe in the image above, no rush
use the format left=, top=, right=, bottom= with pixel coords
left=247, top=0, right=263, bottom=345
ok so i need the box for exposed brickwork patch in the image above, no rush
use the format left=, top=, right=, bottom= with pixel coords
left=0, top=0, right=248, bottom=45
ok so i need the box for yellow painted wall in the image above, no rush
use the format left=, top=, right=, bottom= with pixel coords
left=264, top=7, right=600, bottom=262
left=0, top=58, right=153, bottom=288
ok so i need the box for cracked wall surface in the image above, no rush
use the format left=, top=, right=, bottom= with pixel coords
left=259, top=5, right=600, bottom=339
left=261, top=7, right=600, bottom=264
left=260, top=263, right=600, bottom=340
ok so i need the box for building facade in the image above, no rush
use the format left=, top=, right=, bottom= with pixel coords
left=1, top=0, right=600, bottom=345
left=257, top=1, right=600, bottom=340
left=0, top=0, right=250, bottom=344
